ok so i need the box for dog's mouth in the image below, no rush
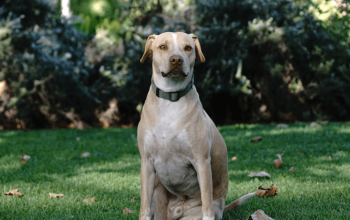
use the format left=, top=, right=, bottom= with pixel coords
left=161, top=68, right=187, bottom=78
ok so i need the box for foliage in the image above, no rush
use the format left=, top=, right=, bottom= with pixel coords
left=0, top=0, right=122, bottom=129
left=1, top=123, right=350, bottom=218
left=194, top=0, right=350, bottom=123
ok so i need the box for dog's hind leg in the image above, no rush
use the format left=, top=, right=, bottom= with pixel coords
left=151, top=174, right=169, bottom=220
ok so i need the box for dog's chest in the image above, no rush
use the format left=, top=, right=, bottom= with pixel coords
left=143, top=100, right=200, bottom=196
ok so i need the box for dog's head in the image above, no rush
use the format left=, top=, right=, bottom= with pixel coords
left=140, top=32, right=205, bottom=88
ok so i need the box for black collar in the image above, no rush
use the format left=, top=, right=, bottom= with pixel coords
left=151, top=75, right=194, bottom=102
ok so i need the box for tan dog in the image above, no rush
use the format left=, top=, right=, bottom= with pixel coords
left=137, top=32, right=252, bottom=220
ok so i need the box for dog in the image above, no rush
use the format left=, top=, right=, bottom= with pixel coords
left=137, top=32, right=253, bottom=220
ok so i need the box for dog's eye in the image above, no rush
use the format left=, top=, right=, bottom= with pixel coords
left=159, top=45, right=166, bottom=50
left=184, top=46, right=192, bottom=51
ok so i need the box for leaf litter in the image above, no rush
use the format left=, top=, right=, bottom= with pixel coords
left=273, top=154, right=283, bottom=169
left=83, top=197, right=96, bottom=205
left=4, top=189, right=24, bottom=197
left=248, top=171, right=271, bottom=178
left=248, top=209, right=274, bottom=220
left=123, top=207, right=135, bottom=215
left=256, top=184, right=279, bottom=197
left=251, top=136, right=262, bottom=143
left=49, top=193, right=64, bottom=198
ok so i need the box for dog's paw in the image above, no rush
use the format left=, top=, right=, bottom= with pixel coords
left=203, top=215, right=215, bottom=220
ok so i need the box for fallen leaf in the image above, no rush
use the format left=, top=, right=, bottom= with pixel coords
left=83, top=199, right=89, bottom=204
left=232, top=156, right=237, bottom=161
left=329, top=156, right=332, bottom=161
left=4, top=189, right=24, bottom=197
left=276, top=123, right=288, bottom=128
left=288, top=167, right=295, bottom=172
left=49, top=193, right=64, bottom=198
left=251, top=136, right=262, bottom=143
left=134, top=143, right=138, bottom=147
left=81, top=152, right=90, bottom=158
left=297, top=152, right=304, bottom=156
left=83, top=197, right=96, bottom=205
left=342, top=123, right=347, bottom=127
left=19, top=154, right=30, bottom=164
left=130, top=197, right=138, bottom=202
left=248, top=209, right=274, bottom=220
left=255, top=184, right=278, bottom=197
left=309, top=122, right=323, bottom=130
left=248, top=171, right=271, bottom=178
left=123, top=207, right=135, bottom=215
left=273, top=154, right=283, bottom=169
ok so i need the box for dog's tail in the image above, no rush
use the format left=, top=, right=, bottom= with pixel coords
left=224, top=192, right=256, bottom=211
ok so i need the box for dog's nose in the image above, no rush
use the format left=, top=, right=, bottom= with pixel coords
left=170, top=55, right=183, bottom=66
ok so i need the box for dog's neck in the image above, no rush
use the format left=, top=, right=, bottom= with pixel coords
left=152, top=66, right=193, bottom=92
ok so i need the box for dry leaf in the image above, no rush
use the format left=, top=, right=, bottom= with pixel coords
left=134, top=143, right=138, bottom=147
left=123, top=207, right=135, bottom=215
left=342, top=123, right=347, bottom=127
left=83, top=197, right=96, bottom=205
left=130, top=197, right=138, bottom=202
left=83, top=199, right=89, bottom=204
left=81, top=152, right=90, bottom=158
left=297, top=152, right=304, bottom=156
left=309, top=122, right=323, bottom=130
left=255, top=184, right=278, bottom=197
left=273, top=154, right=283, bottom=169
left=276, top=123, right=288, bottom=128
left=251, top=136, right=262, bottom=143
left=248, top=171, right=271, bottom=178
left=19, top=154, right=30, bottom=164
left=232, top=156, right=237, bottom=161
left=288, top=167, right=295, bottom=172
left=4, top=189, right=24, bottom=197
left=329, top=156, right=332, bottom=161
left=248, top=209, right=274, bottom=220
left=49, top=193, right=64, bottom=198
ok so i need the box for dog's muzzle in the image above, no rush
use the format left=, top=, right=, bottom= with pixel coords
left=161, top=55, right=187, bottom=77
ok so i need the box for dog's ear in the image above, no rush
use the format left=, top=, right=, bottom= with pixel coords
left=190, top=34, right=205, bottom=63
left=140, top=34, right=157, bottom=63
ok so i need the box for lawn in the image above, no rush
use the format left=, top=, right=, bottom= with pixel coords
left=0, top=122, right=349, bottom=219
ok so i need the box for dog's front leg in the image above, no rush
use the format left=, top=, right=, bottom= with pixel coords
left=139, top=158, right=156, bottom=220
left=194, top=158, right=214, bottom=220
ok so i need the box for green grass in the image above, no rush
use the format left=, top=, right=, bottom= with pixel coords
left=0, top=122, right=349, bottom=219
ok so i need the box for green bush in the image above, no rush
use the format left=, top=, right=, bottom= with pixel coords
left=0, top=0, right=121, bottom=129
left=194, top=0, right=350, bottom=123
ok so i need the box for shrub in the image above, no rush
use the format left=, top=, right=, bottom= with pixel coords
left=0, top=0, right=121, bottom=129
left=194, top=0, right=350, bottom=123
